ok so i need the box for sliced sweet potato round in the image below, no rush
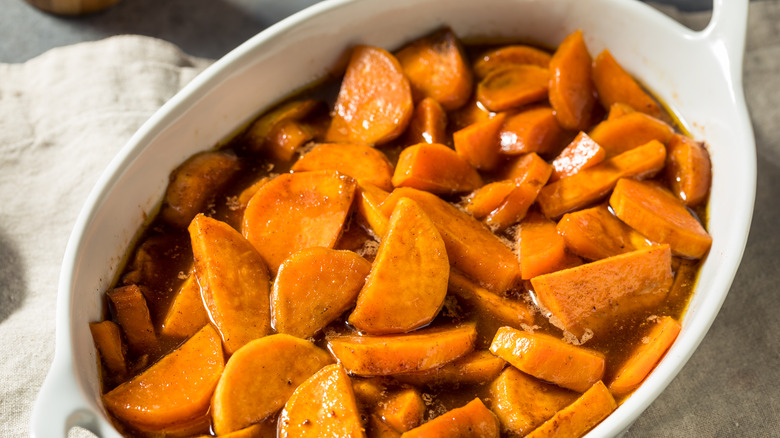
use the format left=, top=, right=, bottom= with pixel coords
left=477, top=65, right=550, bottom=112
left=292, top=142, right=395, bottom=191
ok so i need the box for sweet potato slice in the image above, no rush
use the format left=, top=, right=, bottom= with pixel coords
left=89, top=320, right=127, bottom=377
left=244, top=100, right=324, bottom=154
left=557, top=204, right=649, bottom=261
left=406, top=97, right=448, bottom=145
left=477, top=65, right=550, bottom=112
left=393, top=350, right=506, bottom=388
left=277, top=364, right=365, bottom=438
left=489, top=327, right=605, bottom=392
left=517, top=211, right=567, bottom=279
left=592, top=49, right=664, bottom=119
left=536, top=139, right=667, bottom=218
left=211, top=334, right=334, bottom=435
left=462, top=180, right=517, bottom=219
left=610, top=178, right=712, bottom=259
left=400, top=398, right=499, bottom=438
left=488, top=366, right=578, bottom=436
left=450, top=96, right=493, bottom=131
left=548, top=30, right=597, bottom=131
left=272, top=247, right=371, bottom=338
left=265, top=119, right=314, bottom=162
left=189, top=214, right=272, bottom=355
left=356, top=182, right=391, bottom=237
left=376, top=388, right=426, bottom=433
left=447, top=271, right=534, bottom=328
left=485, top=153, right=552, bottom=231
left=588, top=111, right=674, bottom=157
left=531, top=245, right=673, bottom=336
left=369, top=414, right=403, bottom=438
left=608, top=316, right=681, bottom=396
left=395, top=28, right=473, bottom=111
left=473, top=45, right=552, bottom=79
left=349, top=198, right=449, bottom=334
left=107, top=285, right=157, bottom=355
left=242, top=170, right=356, bottom=273
left=380, top=188, right=521, bottom=292
left=292, top=142, right=395, bottom=191
left=326, top=45, right=413, bottom=145
left=453, top=113, right=506, bottom=171
left=525, top=381, right=616, bottom=438
left=606, top=102, right=635, bottom=120
left=498, top=106, right=566, bottom=155
left=160, top=272, right=209, bottom=340
left=549, top=131, right=606, bottom=182
left=194, top=422, right=275, bottom=438
left=392, top=143, right=483, bottom=195
left=665, top=133, right=712, bottom=207
left=102, top=325, right=224, bottom=429
left=327, top=323, right=477, bottom=376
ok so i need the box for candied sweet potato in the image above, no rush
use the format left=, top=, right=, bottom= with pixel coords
left=160, top=273, right=209, bottom=340
left=525, top=381, right=616, bottom=438
left=498, top=106, right=566, bottom=155
left=447, top=271, right=534, bottom=328
left=243, top=100, right=324, bottom=154
left=548, top=30, right=597, bottom=131
left=392, top=143, right=483, bottom=195
left=473, top=45, right=552, bottom=79
left=517, top=211, right=568, bottom=279
left=356, top=182, right=391, bottom=237
left=463, top=180, right=517, bottom=219
left=665, top=133, right=712, bottom=207
left=549, top=131, right=606, bottom=182
left=400, top=398, right=499, bottom=438
left=592, top=49, right=664, bottom=119
left=376, top=388, right=426, bottom=433
left=292, top=142, right=395, bottom=191
left=453, top=113, right=506, bottom=171
left=477, top=65, right=550, bottom=112
left=485, top=154, right=552, bottom=231
left=393, top=350, right=506, bottom=388
left=107, top=285, right=157, bottom=355
left=588, top=111, right=674, bottom=157
left=265, top=119, right=314, bottom=162
left=557, top=204, right=649, bottom=261
left=406, top=97, right=448, bottom=145
left=89, top=320, right=127, bottom=377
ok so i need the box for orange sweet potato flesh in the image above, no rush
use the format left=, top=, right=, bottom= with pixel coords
left=242, top=170, right=356, bottom=273
left=380, top=187, right=521, bottom=292
left=531, top=245, right=673, bottom=337
left=592, top=49, right=664, bottom=119
left=89, top=320, right=127, bottom=377
left=211, top=334, right=334, bottom=435
left=349, top=198, right=449, bottom=334
left=548, top=30, right=597, bottom=131
left=160, top=273, right=210, bottom=340
left=273, top=247, right=371, bottom=338
left=537, top=139, right=667, bottom=218
left=244, top=100, right=324, bottom=154
left=557, top=204, right=649, bottom=261
left=395, top=28, right=473, bottom=111
left=525, top=381, right=616, bottom=438
left=498, top=106, right=566, bottom=155
left=490, top=327, right=606, bottom=393
left=327, top=323, right=477, bottom=376
left=400, top=398, right=500, bottom=438
left=463, top=180, right=517, bottom=219
left=610, top=178, right=712, bottom=259
left=549, top=131, right=606, bottom=182
left=453, top=113, right=507, bottom=171
left=488, top=366, right=578, bottom=436
left=588, top=111, right=674, bottom=157
left=517, top=211, right=568, bottom=279
left=485, top=153, right=552, bottom=231
left=194, top=422, right=275, bottom=438
left=477, top=65, right=550, bottom=112
left=369, top=414, right=403, bottom=438
left=265, top=119, right=314, bottom=162
left=608, top=316, right=681, bottom=396
left=327, top=45, right=413, bottom=145
left=376, top=388, right=426, bottom=433
left=356, top=182, right=391, bottom=237
left=189, top=214, right=272, bottom=355
left=450, top=96, right=493, bottom=131
left=277, top=364, right=365, bottom=438
left=292, top=142, right=395, bottom=191
left=392, top=143, right=483, bottom=195
left=447, top=271, right=534, bottom=328
left=406, top=97, right=448, bottom=145
left=102, top=325, right=224, bottom=429
left=473, top=45, right=552, bottom=79
left=606, top=102, right=635, bottom=120
left=107, top=285, right=157, bottom=355
left=393, top=350, right=506, bottom=388
left=665, top=133, right=712, bottom=207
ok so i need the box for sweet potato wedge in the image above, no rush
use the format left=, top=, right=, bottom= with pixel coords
left=369, top=414, right=403, bottom=438
left=89, top=320, right=127, bottom=377
left=393, top=350, right=506, bottom=388
left=160, top=272, right=210, bottom=340
left=447, top=271, right=534, bottom=328
left=327, top=45, right=413, bottom=145
left=557, top=204, right=649, bottom=261
left=356, top=182, right=391, bottom=237
left=243, top=100, right=324, bottom=154
left=107, top=284, right=157, bottom=355
left=349, top=198, right=449, bottom=334
left=277, top=364, right=365, bottom=438
left=477, top=65, right=550, bottom=112
left=548, top=30, right=597, bottom=131
left=588, top=111, right=674, bottom=157
left=485, top=153, right=552, bottom=231
left=327, top=323, right=477, bottom=376
left=406, top=97, right=448, bottom=145
left=531, top=245, right=673, bottom=336
left=102, top=325, right=224, bottom=429
left=462, top=180, right=517, bottom=219
left=400, top=398, right=499, bottom=438
left=211, top=334, right=334, bottom=435
left=606, top=102, right=635, bottom=120
left=489, top=327, right=605, bottom=392
left=525, top=381, right=616, bottom=438
left=453, top=113, right=507, bottom=171
left=517, top=211, right=568, bottom=279
left=609, top=178, right=712, bottom=259
left=242, top=170, right=356, bottom=273
left=265, top=119, right=314, bottom=162
left=473, top=45, right=552, bottom=79
left=392, top=143, right=483, bottom=195
left=498, top=106, right=566, bottom=155
left=272, top=247, right=371, bottom=338
left=549, top=131, right=606, bottom=182
left=292, top=142, right=395, bottom=191
left=189, top=214, right=272, bottom=355
left=665, top=133, right=712, bottom=207
left=592, top=49, right=664, bottom=119
left=376, top=388, right=426, bottom=433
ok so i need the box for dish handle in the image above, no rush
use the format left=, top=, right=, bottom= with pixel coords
left=699, top=0, right=749, bottom=83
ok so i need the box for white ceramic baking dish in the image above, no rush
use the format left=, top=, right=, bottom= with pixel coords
left=31, top=0, right=755, bottom=436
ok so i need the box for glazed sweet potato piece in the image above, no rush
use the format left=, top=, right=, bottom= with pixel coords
left=473, top=45, right=552, bottom=79
left=265, top=119, right=314, bottom=162
left=349, top=198, right=449, bottom=334
left=292, top=142, right=395, bottom=191
left=380, top=187, right=521, bottom=292
left=665, top=133, right=712, bottom=207
left=531, top=245, right=673, bottom=336
left=160, top=150, right=241, bottom=228
left=89, top=320, right=127, bottom=377
left=368, top=414, right=403, bottom=438
left=406, top=97, right=448, bottom=145
left=327, top=45, right=413, bottom=145
left=450, top=96, right=493, bottom=131
left=517, top=211, right=568, bottom=279
left=139, top=413, right=211, bottom=437
left=462, top=180, right=517, bottom=219
left=195, top=422, right=275, bottom=438
left=273, top=247, right=371, bottom=338
left=395, top=28, right=473, bottom=110
left=610, top=179, right=712, bottom=259
left=485, top=153, right=552, bottom=231
left=243, top=100, right=324, bottom=154
left=393, top=350, right=506, bottom=388
left=549, top=131, right=606, bottom=182
left=488, top=366, right=578, bottom=436
left=400, top=398, right=499, bottom=438
left=242, top=170, right=356, bottom=273
left=102, top=325, right=224, bottom=429
left=588, top=111, right=674, bottom=157
left=592, top=49, right=664, bottom=119
left=548, top=30, right=597, bottom=131
left=211, top=334, right=334, bottom=435
left=107, top=285, right=157, bottom=355
left=392, top=143, right=483, bottom=195
left=356, top=182, right=391, bottom=237
left=608, top=316, right=681, bottom=396
left=477, top=65, right=550, bottom=112
left=490, top=327, right=606, bottom=393
left=453, top=113, right=506, bottom=171
left=557, top=204, right=649, bottom=261
left=537, top=139, right=667, bottom=218
left=525, top=381, right=616, bottom=438
left=189, top=214, right=272, bottom=355
left=376, top=388, right=426, bottom=433
left=160, top=272, right=209, bottom=340
left=606, top=102, right=635, bottom=120
left=447, top=271, right=534, bottom=328
left=498, top=106, right=566, bottom=155
left=327, top=323, right=477, bottom=376
left=277, top=364, right=365, bottom=438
